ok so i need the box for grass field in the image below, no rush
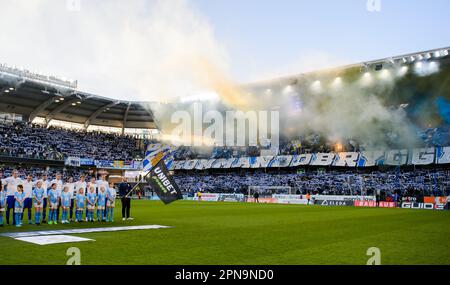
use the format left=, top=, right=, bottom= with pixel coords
left=0, top=200, right=449, bottom=265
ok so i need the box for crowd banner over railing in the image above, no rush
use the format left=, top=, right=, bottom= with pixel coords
left=65, top=156, right=81, bottom=167
left=167, top=147, right=450, bottom=170
left=64, top=157, right=141, bottom=170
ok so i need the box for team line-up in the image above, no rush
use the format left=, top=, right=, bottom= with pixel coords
left=0, top=170, right=118, bottom=227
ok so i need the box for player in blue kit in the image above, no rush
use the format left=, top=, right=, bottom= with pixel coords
left=33, top=181, right=46, bottom=225
left=97, top=186, right=107, bottom=222
left=75, top=188, right=86, bottom=222
left=0, top=184, right=6, bottom=226
left=106, top=182, right=116, bottom=222
left=48, top=183, right=60, bottom=225
left=87, top=186, right=97, bottom=222
left=61, top=186, right=71, bottom=224
left=14, top=185, right=25, bottom=227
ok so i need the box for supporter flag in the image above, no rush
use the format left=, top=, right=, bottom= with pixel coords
left=146, top=157, right=183, bottom=205
left=143, top=144, right=173, bottom=172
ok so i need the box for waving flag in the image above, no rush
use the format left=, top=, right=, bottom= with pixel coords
left=146, top=157, right=182, bottom=204
left=140, top=144, right=182, bottom=204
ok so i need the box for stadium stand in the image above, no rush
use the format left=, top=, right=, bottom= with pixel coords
left=1, top=47, right=450, bottom=204
left=173, top=168, right=450, bottom=197
left=0, top=121, right=143, bottom=161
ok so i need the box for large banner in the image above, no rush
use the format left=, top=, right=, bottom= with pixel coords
left=411, top=148, right=435, bottom=165
left=171, top=146, right=450, bottom=170
left=333, top=152, right=359, bottom=167
left=435, top=146, right=450, bottom=164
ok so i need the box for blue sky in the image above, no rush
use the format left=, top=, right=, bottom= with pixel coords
left=192, top=0, right=450, bottom=81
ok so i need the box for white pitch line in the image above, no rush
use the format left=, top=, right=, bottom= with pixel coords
left=0, top=225, right=172, bottom=238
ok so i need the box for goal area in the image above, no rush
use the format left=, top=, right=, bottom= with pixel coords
left=248, top=186, right=292, bottom=198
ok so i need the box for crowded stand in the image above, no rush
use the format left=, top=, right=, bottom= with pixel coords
left=1, top=119, right=449, bottom=163
left=0, top=121, right=143, bottom=161
left=174, top=168, right=450, bottom=198
left=1, top=105, right=450, bottom=226
left=171, top=128, right=450, bottom=161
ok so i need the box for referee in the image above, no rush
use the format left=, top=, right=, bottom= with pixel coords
left=119, top=177, right=133, bottom=221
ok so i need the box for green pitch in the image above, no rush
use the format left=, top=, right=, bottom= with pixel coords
left=0, top=200, right=449, bottom=265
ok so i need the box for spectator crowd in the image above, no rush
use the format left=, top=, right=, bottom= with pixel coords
left=0, top=121, right=142, bottom=161
left=174, top=168, right=450, bottom=198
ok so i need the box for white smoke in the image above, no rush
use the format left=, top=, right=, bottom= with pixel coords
left=0, top=0, right=230, bottom=102
left=0, top=0, right=424, bottom=149
left=245, top=68, right=421, bottom=150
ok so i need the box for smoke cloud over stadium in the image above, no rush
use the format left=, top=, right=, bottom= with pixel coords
left=0, top=0, right=239, bottom=104
left=261, top=72, right=420, bottom=150
left=0, top=0, right=445, bottom=150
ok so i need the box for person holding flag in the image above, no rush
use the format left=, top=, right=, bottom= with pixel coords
left=118, top=177, right=132, bottom=221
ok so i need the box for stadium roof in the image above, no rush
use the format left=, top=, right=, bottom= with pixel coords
left=242, top=46, right=450, bottom=88
left=0, top=69, right=156, bottom=130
